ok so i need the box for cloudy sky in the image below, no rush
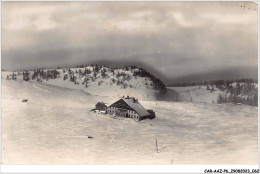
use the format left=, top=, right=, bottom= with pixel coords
left=2, top=1, right=258, bottom=83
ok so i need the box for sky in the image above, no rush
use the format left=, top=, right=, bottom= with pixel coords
left=2, top=1, right=258, bottom=84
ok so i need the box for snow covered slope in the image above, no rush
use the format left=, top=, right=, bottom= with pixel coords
left=2, top=65, right=166, bottom=100
left=2, top=80, right=257, bottom=164
left=168, top=86, right=224, bottom=103
left=168, top=83, right=258, bottom=105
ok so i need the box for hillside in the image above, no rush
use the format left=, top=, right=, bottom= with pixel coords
left=168, top=81, right=258, bottom=106
left=2, top=65, right=166, bottom=100
left=168, top=86, right=224, bottom=103
left=3, top=66, right=257, bottom=105
left=2, top=79, right=257, bottom=164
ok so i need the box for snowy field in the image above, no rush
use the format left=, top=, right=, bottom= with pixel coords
left=168, top=86, right=224, bottom=103
left=2, top=80, right=258, bottom=164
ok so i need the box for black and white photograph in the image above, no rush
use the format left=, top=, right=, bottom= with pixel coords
left=1, top=1, right=258, bottom=167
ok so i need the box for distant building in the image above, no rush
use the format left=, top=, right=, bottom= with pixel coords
left=95, top=102, right=107, bottom=111
left=106, top=96, right=156, bottom=121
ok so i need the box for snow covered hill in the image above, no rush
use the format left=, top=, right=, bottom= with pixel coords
left=168, top=82, right=258, bottom=105
left=2, top=79, right=258, bottom=164
left=2, top=66, right=257, bottom=105
left=2, top=65, right=166, bottom=100
left=168, top=86, right=224, bottom=103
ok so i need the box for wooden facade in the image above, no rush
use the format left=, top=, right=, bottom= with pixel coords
left=106, top=97, right=155, bottom=121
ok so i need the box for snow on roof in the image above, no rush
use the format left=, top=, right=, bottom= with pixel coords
left=122, top=98, right=150, bottom=117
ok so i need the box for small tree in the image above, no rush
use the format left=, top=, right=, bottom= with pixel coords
left=217, top=94, right=225, bottom=104
left=23, top=70, right=30, bottom=81
left=63, top=74, right=68, bottom=81
left=210, top=86, right=215, bottom=93
left=79, top=69, right=82, bottom=76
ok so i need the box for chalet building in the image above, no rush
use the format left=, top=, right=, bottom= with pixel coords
left=106, top=96, right=156, bottom=121
left=95, top=102, right=107, bottom=111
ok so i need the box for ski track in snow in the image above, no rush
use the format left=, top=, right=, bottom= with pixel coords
left=1, top=80, right=258, bottom=164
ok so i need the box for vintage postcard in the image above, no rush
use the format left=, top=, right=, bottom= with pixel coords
left=1, top=1, right=258, bottom=167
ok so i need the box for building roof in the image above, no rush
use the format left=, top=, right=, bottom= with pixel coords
left=121, top=98, right=150, bottom=117
left=96, top=102, right=106, bottom=106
